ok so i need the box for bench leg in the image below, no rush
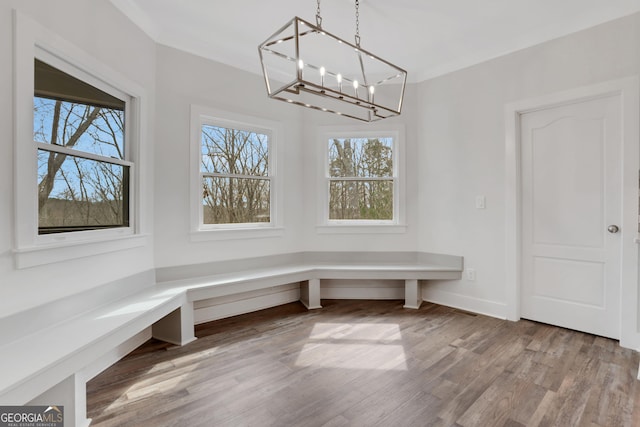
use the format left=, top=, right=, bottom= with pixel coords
left=28, top=373, right=90, bottom=427
left=300, top=279, right=322, bottom=309
left=152, top=302, right=197, bottom=346
left=404, top=279, right=422, bottom=309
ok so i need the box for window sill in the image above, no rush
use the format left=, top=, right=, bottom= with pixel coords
left=316, top=224, right=408, bottom=234
left=13, top=234, right=149, bottom=269
left=190, top=226, right=285, bottom=242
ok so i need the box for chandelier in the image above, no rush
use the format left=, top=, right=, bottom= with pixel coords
left=258, top=0, right=407, bottom=122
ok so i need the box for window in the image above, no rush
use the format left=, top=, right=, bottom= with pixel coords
left=13, top=12, right=147, bottom=268
left=34, top=59, right=131, bottom=234
left=200, top=125, right=271, bottom=225
left=328, top=137, right=394, bottom=221
left=318, top=126, right=405, bottom=232
left=191, top=106, right=282, bottom=238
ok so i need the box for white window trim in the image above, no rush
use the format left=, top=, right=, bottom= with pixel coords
left=189, top=105, right=284, bottom=241
left=316, top=124, right=407, bottom=234
left=13, top=11, right=149, bottom=268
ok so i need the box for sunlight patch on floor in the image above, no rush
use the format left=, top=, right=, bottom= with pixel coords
left=295, top=323, right=408, bottom=371
left=102, top=358, right=201, bottom=412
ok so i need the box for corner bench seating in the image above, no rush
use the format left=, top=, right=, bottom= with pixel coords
left=0, top=251, right=462, bottom=427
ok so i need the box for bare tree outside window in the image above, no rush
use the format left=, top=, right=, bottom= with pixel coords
left=328, top=137, right=394, bottom=220
left=34, top=59, right=130, bottom=234
left=201, top=125, right=271, bottom=224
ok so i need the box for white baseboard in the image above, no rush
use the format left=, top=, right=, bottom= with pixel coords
left=422, top=288, right=508, bottom=320
left=195, top=284, right=301, bottom=324
left=321, top=279, right=404, bottom=300
left=321, top=287, right=404, bottom=300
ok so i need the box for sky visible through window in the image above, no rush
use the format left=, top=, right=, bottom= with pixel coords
left=34, top=97, right=124, bottom=157
left=200, top=125, right=270, bottom=224
left=34, top=96, right=128, bottom=231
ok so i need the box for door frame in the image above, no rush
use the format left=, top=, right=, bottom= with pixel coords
left=505, top=76, right=640, bottom=349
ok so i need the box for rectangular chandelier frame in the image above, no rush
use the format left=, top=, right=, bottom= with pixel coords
left=258, top=17, right=407, bottom=122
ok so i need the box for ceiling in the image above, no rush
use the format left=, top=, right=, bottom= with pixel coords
left=109, top=0, right=640, bottom=83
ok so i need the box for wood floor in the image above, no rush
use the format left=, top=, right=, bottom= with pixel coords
left=86, top=300, right=640, bottom=426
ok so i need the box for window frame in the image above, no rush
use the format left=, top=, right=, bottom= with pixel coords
left=13, top=11, right=148, bottom=268
left=316, top=125, right=406, bottom=234
left=190, top=105, right=283, bottom=240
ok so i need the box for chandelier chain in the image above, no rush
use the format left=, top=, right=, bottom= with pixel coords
left=316, top=0, right=322, bottom=27
left=355, top=0, right=361, bottom=46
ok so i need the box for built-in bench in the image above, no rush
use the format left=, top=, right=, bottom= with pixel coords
left=0, top=251, right=462, bottom=427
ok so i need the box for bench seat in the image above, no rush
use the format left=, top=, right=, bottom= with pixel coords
left=0, top=251, right=463, bottom=427
left=0, top=284, right=188, bottom=406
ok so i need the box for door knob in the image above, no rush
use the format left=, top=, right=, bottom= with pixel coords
left=608, top=225, right=619, bottom=233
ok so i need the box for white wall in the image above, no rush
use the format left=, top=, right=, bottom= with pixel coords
left=152, top=44, right=421, bottom=268
left=3, top=2, right=639, bottom=325
left=0, top=0, right=156, bottom=317
left=418, top=13, right=640, bottom=318
left=153, top=45, right=305, bottom=268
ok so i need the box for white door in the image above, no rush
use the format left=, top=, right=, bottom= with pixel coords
left=520, top=94, right=622, bottom=339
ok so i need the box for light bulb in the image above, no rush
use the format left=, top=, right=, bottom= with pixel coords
left=336, top=73, right=342, bottom=83
left=320, top=66, right=326, bottom=77
left=369, top=86, right=375, bottom=94
left=298, top=59, right=304, bottom=70
left=353, top=80, right=359, bottom=89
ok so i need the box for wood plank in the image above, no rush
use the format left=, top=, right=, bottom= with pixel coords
left=87, top=300, right=640, bottom=426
